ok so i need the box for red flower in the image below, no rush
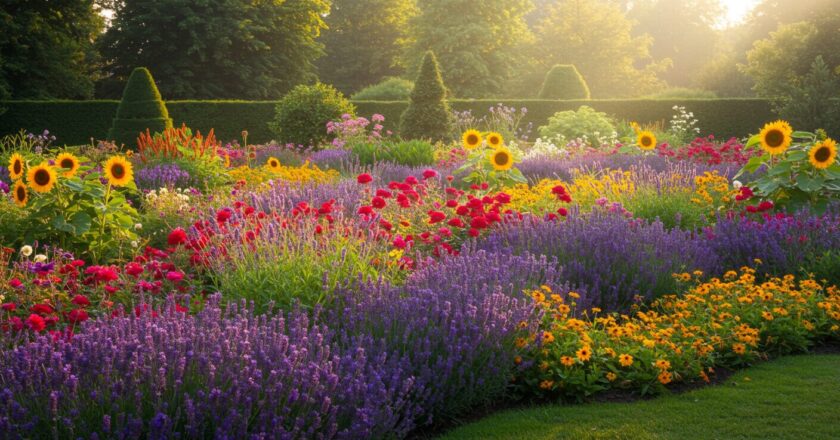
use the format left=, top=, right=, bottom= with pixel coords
left=314, top=225, right=324, bottom=234
left=30, top=303, right=54, bottom=315
left=422, top=169, right=438, bottom=179
left=371, top=196, right=387, bottom=209
left=357, top=173, right=373, bottom=184
left=428, top=210, right=446, bottom=224
left=379, top=219, right=393, bottom=231
left=125, top=262, right=144, bottom=277
left=456, top=205, right=470, bottom=216
left=216, top=208, right=232, bottom=224
left=67, top=309, right=89, bottom=324
left=375, top=189, right=392, bottom=198
left=746, top=205, right=758, bottom=213
left=1, top=303, right=15, bottom=312
left=166, top=271, right=184, bottom=282
left=470, top=216, right=489, bottom=229
left=447, top=218, right=465, bottom=228
left=557, top=207, right=568, bottom=217
left=494, top=193, right=511, bottom=204
left=26, top=314, right=46, bottom=332
left=71, top=295, right=91, bottom=307
left=468, top=228, right=480, bottom=237
left=9, top=278, right=23, bottom=289
left=445, top=199, right=458, bottom=208
left=168, top=228, right=188, bottom=246
left=757, top=201, right=774, bottom=212
left=393, top=236, right=408, bottom=249
left=404, top=176, right=419, bottom=185
left=358, top=205, right=373, bottom=215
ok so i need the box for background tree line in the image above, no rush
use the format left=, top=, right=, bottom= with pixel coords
left=1, top=0, right=838, bottom=102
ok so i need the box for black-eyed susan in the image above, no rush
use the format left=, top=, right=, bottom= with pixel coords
left=486, top=132, right=504, bottom=149
left=103, top=156, right=133, bottom=187
left=12, top=180, right=28, bottom=207
left=8, top=153, right=25, bottom=181
left=266, top=157, right=281, bottom=171
left=809, top=138, right=837, bottom=170
left=55, top=152, right=81, bottom=178
left=489, top=147, right=514, bottom=171
left=26, top=162, right=57, bottom=193
left=759, top=120, right=792, bottom=155
left=462, top=129, right=482, bottom=150
left=637, top=130, right=657, bottom=151
left=576, top=346, right=592, bottom=362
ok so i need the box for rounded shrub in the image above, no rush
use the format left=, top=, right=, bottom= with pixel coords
left=538, top=105, right=616, bottom=143
left=351, top=77, right=414, bottom=101
left=269, top=83, right=355, bottom=148
left=538, top=65, right=591, bottom=100
left=107, top=67, right=173, bottom=148
left=399, top=51, right=454, bottom=141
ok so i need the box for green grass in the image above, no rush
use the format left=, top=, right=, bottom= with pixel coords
left=440, top=354, right=840, bottom=440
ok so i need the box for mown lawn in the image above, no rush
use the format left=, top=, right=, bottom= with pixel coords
left=440, top=354, right=840, bottom=440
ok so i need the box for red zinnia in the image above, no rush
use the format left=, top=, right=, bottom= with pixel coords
left=30, top=303, right=54, bottom=315
left=67, top=309, right=89, bottom=324
left=71, top=295, right=91, bottom=307
left=422, top=169, right=438, bottom=179
left=1, top=303, right=15, bottom=312
left=371, top=197, right=387, bottom=209
left=168, top=228, right=188, bottom=246
left=357, top=173, right=373, bottom=184
left=26, top=314, right=46, bottom=332
left=428, top=210, right=446, bottom=224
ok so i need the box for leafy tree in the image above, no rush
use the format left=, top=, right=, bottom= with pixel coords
left=317, top=0, right=417, bottom=95
left=538, top=65, right=590, bottom=99
left=108, top=67, right=173, bottom=148
left=400, top=51, right=453, bottom=141
left=775, top=56, right=840, bottom=136
left=98, top=0, right=329, bottom=99
left=531, top=0, right=667, bottom=98
left=0, top=0, right=103, bottom=99
left=402, top=0, right=533, bottom=98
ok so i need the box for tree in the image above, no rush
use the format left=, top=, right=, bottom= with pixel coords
left=0, top=0, right=103, bottom=99
left=400, top=52, right=453, bottom=141
left=317, top=0, right=417, bottom=95
left=97, top=0, right=330, bottom=99
left=775, top=57, right=840, bottom=136
left=108, top=67, right=173, bottom=148
left=538, top=65, right=591, bottom=100
left=531, top=0, right=667, bottom=98
left=402, top=0, right=534, bottom=98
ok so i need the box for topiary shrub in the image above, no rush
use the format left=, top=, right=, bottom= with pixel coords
left=351, top=77, right=414, bottom=101
left=538, top=65, right=591, bottom=100
left=399, top=51, right=453, bottom=141
left=538, top=105, right=616, bottom=144
left=107, top=67, right=173, bottom=148
left=269, top=82, right=355, bottom=148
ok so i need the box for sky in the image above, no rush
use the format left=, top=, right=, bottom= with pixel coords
left=721, top=0, right=761, bottom=26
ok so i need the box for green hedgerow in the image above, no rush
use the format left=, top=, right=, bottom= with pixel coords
left=400, top=51, right=454, bottom=141
left=269, top=83, right=355, bottom=148
left=352, top=77, right=414, bottom=101
left=107, top=67, right=173, bottom=148
left=538, top=65, right=591, bottom=100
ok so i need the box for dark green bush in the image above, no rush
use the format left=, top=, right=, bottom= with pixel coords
left=269, top=83, right=355, bottom=148
left=538, top=65, right=591, bottom=100
left=399, top=51, right=453, bottom=141
left=351, top=77, right=414, bottom=101
left=351, top=139, right=435, bottom=166
left=107, top=67, right=173, bottom=148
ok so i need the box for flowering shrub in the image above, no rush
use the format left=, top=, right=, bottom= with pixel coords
left=658, top=136, right=754, bottom=166
left=134, top=163, right=192, bottom=190
left=327, top=113, right=387, bottom=149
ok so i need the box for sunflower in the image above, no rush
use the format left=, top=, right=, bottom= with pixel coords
left=266, top=157, right=281, bottom=171
left=103, top=156, right=133, bottom=187
left=8, top=153, right=25, bottom=181
left=489, top=147, right=514, bottom=171
left=809, top=138, right=837, bottom=170
left=486, top=132, right=504, bottom=149
left=55, top=152, right=81, bottom=178
left=462, top=129, right=482, bottom=150
left=759, top=120, right=792, bottom=155
left=637, top=130, right=657, bottom=151
left=12, top=180, right=28, bottom=207
left=26, top=162, right=57, bottom=193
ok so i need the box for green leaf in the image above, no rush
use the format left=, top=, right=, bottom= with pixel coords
left=69, top=212, right=92, bottom=234
left=791, top=131, right=814, bottom=139
left=745, top=134, right=761, bottom=148
left=51, top=216, right=76, bottom=233
left=786, top=150, right=808, bottom=161
left=796, top=175, right=824, bottom=192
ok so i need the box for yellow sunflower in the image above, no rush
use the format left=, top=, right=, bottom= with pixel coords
left=12, top=180, right=28, bottom=207
left=55, top=152, right=81, bottom=178
left=462, top=129, right=483, bottom=150
left=26, top=162, right=57, bottom=193
left=8, top=153, right=25, bottom=181
left=489, top=147, right=514, bottom=171
left=759, top=120, right=792, bottom=155
left=637, top=130, right=657, bottom=151
left=486, top=132, right=504, bottom=149
left=266, top=157, right=281, bottom=171
left=103, top=156, right=133, bottom=187
left=809, top=138, right=837, bottom=170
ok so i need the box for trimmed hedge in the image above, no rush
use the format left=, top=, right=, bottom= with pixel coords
left=1, top=99, right=778, bottom=145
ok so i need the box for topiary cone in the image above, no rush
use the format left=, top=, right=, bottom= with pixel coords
left=399, top=51, right=453, bottom=141
left=538, top=64, right=591, bottom=100
left=107, top=67, right=173, bottom=148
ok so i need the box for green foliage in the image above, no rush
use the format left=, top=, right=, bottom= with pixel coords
left=402, top=0, right=534, bottom=98
left=108, top=68, right=173, bottom=148
left=804, top=250, right=840, bottom=289
left=269, top=83, right=356, bottom=148
left=351, top=78, right=415, bottom=101
left=538, top=106, right=616, bottom=144
left=625, top=188, right=709, bottom=230
left=400, top=52, right=454, bottom=141
left=351, top=139, right=436, bottom=166
left=538, top=65, right=591, bottom=100
left=644, top=87, right=719, bottom=99
left=97, top=0, right=329, bottom=99
left=318, top=0, right=416, bottom=95
left=774, top=56, right=840, bottom=137
left=0, top=0, right=102, bottom=99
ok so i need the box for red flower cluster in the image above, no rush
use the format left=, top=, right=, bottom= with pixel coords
left=657, top=136, right=757, bottom=166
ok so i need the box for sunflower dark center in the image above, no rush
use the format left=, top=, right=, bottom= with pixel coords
left=13, top=160, right=22, bottom=174
left=814, top=146, right=831, bottom=162
left=495, top=152, right=510, bottom=166
left=60, top=159, right=74, bottom=169
left=766, top=130, right=784, bottom=148
left=490, top=136, right=500, bottom=145
left=111, top=163, right=125, bottom=179
left=34, top=169, right=51, bottom=186
left=270, top=160, right=278, bottom=167
left=16, top=186, right=25, bottom=201
left=642, top=136, right=653, bottom=146
left=467, top=134, right=479, bottom=145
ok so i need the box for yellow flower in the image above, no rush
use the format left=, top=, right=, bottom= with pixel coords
left=486, top=132, right=504, bottom=148
left=462, top=129, right=482, bottom=150
left=55, top=152, right=81, bottom=178
left=26, top=162, right=57, bottom=193
left=654, top=359, right=671, bottom=371
left=539, top=379, right=555, bottom=390
left=637, top=130, right=657, bottom=151
left=266, top=157, right=281, bottom=171
left=606, top=372, right=618, bottom=382
left=618, top=354, right=634, bottom=367
left=732, top=343, right=746, bottom=355
left=103, top=156, right=133, bottom=187
left=758, top=121, right=792, bottom=155
left=541, top=331, right=555, bottom=344
left=489, top=147, right=514, bottom=171
left=12, top=180, right=28, bottom=207
left=8, top=153, right=25, bottom=180
left=560, top=356, right=575, bottom=367
left=761, top=311, right=774, bottom=321
left=809, top=138, right=837, bottom=170
left=658, top=370, right=673, bottom=385
left=576, top=346, right=592, bottom=362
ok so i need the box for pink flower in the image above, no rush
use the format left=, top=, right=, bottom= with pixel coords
left=166, top=271, right=184, bottom=282
left=1, top=303, right=16, bottom=312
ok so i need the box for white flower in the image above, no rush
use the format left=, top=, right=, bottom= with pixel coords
left=131, top=241, right=139, bottom=248
left=134, top=223, right=143, bottom=230
left=34, top=254, right=47, bottom=263
left=20, top=245, right=33, bottom=257
left=733, top=180, right=743, bottom=189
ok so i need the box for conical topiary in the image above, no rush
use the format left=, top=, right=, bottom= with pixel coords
left=538, top=65, right=591, bottom=100
left=399, top=51, right=453, bottom=141
left=108, top=67, right=173, bottom=148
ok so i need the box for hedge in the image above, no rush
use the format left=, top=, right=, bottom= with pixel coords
left=1, top=99, right=778, bottom=146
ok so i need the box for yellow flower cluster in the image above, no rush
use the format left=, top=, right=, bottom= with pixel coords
left=228, top=161, right=339, bottom=188
left=691, top=171, right=737, bottom=219
left=516, top=268, right=840, bottom=398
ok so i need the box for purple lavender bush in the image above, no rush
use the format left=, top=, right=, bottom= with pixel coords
left=134, top=163, right=192, bottom=190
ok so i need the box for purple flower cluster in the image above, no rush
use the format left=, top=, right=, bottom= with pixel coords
left=134, top=163, right=192, bottom=190
left=308, top=148, right=353, bottom=170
